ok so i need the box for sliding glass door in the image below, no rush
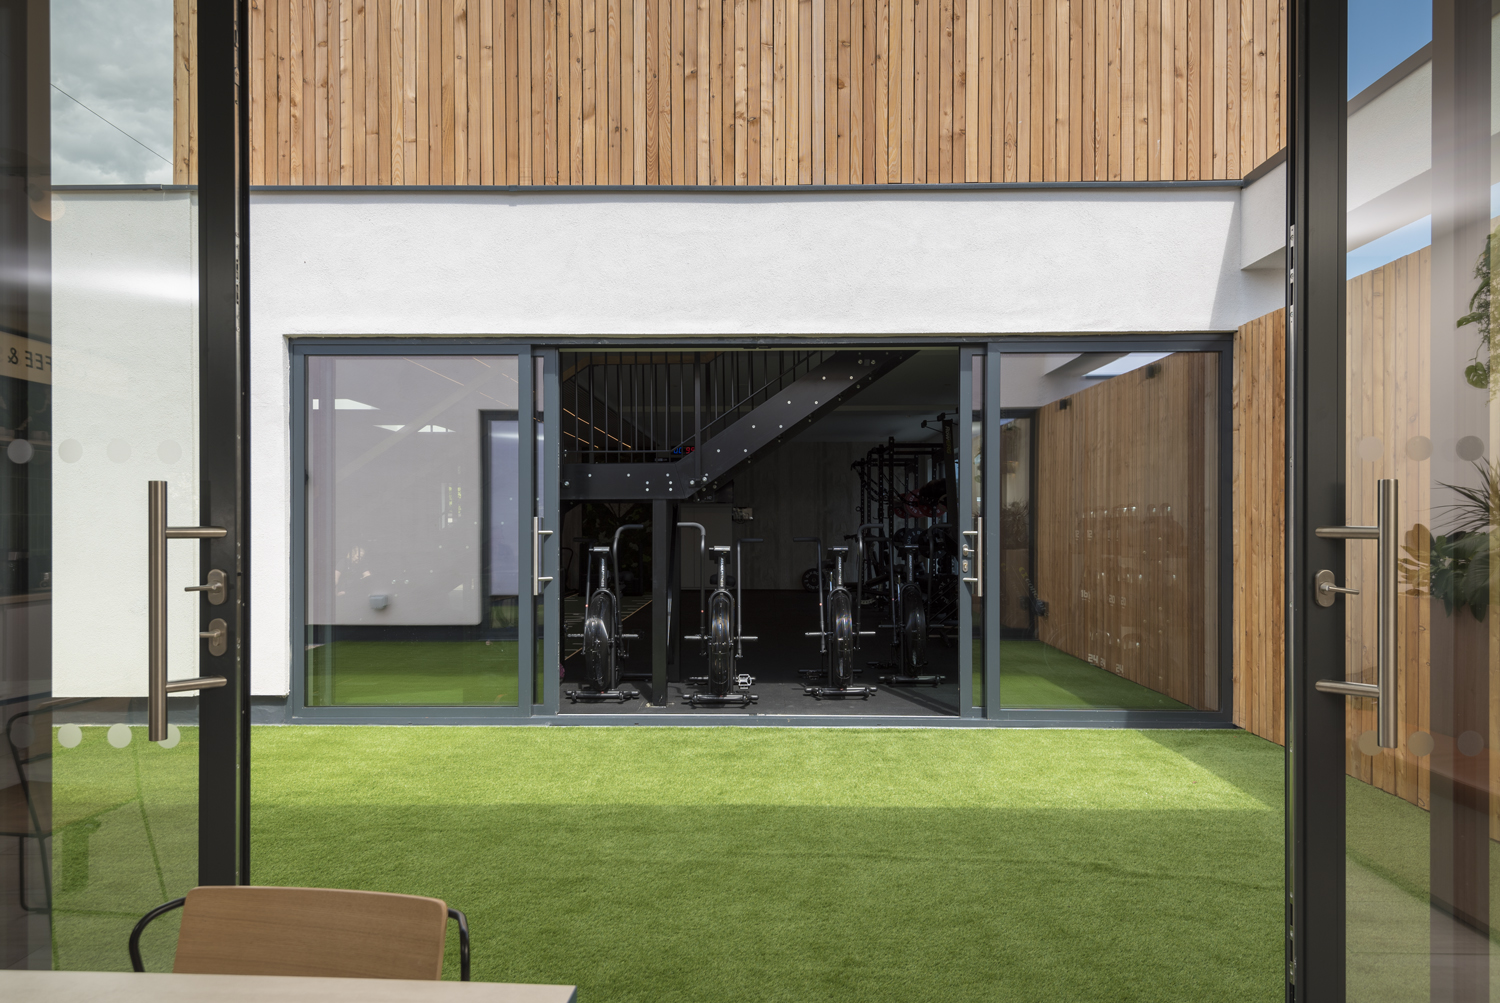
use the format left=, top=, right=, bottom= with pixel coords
left=974, top=342, right=1233, bottom=725
left=292, top=345, right=548, bottom=719
left=1292, top=1, right=1500, bottom=998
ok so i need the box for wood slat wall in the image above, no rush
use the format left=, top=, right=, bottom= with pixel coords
left=1231, top=306, right=1284, bottom=745
left=201, top=0, right=1285, bottom=185
left=1343, top=246, right=1438, bottom=822
left=1033, top=351, right=1220, bottom=710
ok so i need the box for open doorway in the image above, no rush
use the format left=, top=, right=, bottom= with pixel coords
left=555, top=348, right=965, bottom=717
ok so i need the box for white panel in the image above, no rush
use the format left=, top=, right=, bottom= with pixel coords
left=1348, top=63, right=1432, bottom=213
left=1240, top=161, right=1288, bottom=271
left=51, top=191, right=199, bottom=697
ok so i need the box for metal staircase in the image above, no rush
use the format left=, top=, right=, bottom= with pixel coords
left=560, top=349, right=914, bottom=501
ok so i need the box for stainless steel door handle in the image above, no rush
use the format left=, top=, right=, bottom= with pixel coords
left=148, top=481, right=228, bottom=743
left=961, top=519, right=982, bottom=597
left=1313, top=478, right=1397, bottom=749
left=533, top=517, right=554, bottom=596
left=184, top=568, right=228, bottom=604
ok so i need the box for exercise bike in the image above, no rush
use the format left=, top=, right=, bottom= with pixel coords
left=564, top=524, right=643, bottom=703
left=679, top=524, right=761, bottom=708
left=796, top=537, right=877, bottom=699
left=875, top=539, right=943, bottom=686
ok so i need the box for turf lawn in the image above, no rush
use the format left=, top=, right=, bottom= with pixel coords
left=989, top=640, right=1191, bottom=710
left=306, top=640, right=521, bottom=705
left=50, top=725, right=1287, bottom=1001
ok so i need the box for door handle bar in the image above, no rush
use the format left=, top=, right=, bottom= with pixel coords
left=149, top=481, right=227, bottom=743
left=961, top=519, right=982, bottom=597
left=533, top=517, right=554, bottom=596
left=1313, top=478, right=1397, bottom=749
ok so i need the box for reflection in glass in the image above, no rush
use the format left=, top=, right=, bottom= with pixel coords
left=4, top=0, right=211, bottom=974
left=305, top=356, right=521, bottom=706
left=997, top=352, right=1219, bottom=710
left=1343, top=3, right=1500, bottom=995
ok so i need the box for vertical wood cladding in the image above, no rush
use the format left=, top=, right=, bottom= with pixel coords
left=1232, top=307, right=1284, bottom=745
left=1343, top=247, right=1439, bottom=825
left=218, top=0, right=1286, bottom=185
left=1032, top=351, right=1221, bottom=710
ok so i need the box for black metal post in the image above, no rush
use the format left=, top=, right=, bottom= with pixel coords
left=1287, top=0, right=1346, bottom=995
left=651, top=498, right=670, bottom=704
left=197, top=0, right=250, bottom=886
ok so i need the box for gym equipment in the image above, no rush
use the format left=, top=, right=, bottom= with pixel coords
left=874, top=538, right=943, bottom=686
left=565, top=524, right=643, bottom=703
left=797, top=538, right=877, bottom=699
left=680, top=526, right=761, bottom=707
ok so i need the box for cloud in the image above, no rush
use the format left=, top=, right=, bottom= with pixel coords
left=51, top=0, right=175, bottom=185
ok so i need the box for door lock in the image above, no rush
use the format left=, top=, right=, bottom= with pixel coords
left=1313, top=569, right=1359, bottom=607
left=185, top=568, right=227, bottom=605
left=200, top=618, right=228, bottom=657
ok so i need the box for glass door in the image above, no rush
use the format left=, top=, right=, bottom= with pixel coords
left=1, top=0, right=245, bottom=975
left=959, top=348, right=985, bottom=716
left=294, top=347, right=543, bottom=718
left=1293, top=1, right=1498, bottom=998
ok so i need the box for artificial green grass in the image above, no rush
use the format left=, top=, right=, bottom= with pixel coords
left=996, top=639, right=1191, bottom=710
left=306, top=640, right=520, bottom=705
left=47, top=726, right=197, bottom=973
left=244, top=726, right=1281, bottom=1001
left=45, top=725, right=1284, bottom=1000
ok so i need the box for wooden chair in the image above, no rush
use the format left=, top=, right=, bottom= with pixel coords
left=129, top=886, right=471, bottom=981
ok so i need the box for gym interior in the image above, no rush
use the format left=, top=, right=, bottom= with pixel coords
left=297, top=343, right=1226, bottom=722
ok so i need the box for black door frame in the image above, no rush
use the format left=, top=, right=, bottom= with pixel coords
left=197, top=0, right=253, bottom=886
left=1285, top=0, right=1353, bottom=996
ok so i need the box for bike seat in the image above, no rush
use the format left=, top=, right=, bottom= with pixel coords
left=709, top=545, right=732, bottom=554
left=826, top=546, right=849, bottom=556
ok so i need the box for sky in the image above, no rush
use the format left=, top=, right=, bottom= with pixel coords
left=50, top=0, right=175, bottom=185
left=1349, top=0, right=1432, bottom=96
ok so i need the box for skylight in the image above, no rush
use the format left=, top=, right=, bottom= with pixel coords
left=1084, top=353, right=1171, bottom=378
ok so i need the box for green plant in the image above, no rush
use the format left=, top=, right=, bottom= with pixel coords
left=999, top=501, right=1030, bottom=544
left=1399, top=527, right=1491, bottom=620
left=1399, top=460, right=1498, bottom=620
left=1460, top=232, right=1500, bottom=390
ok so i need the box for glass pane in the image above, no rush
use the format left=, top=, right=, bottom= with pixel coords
left=4, top=0, right=206, bottom=971
left=970, top=359, right=984, bottom=709
left=996, top=352, right=1220, bottom=711
left=1344, top=2, right=1499, bottom=997
left=304, top=355, right=521, bottom=706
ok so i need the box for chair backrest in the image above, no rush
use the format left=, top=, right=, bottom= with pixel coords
left=172, top=886, right=450, bottom=980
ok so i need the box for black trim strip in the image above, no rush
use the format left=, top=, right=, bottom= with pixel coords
left=250, top=180, right=1246, bottom=194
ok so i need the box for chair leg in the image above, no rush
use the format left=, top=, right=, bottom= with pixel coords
left=19, top=833, right=52, bottom=914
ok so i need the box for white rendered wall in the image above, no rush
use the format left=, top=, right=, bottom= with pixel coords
left=52, top=190, right=201, bottom=697
left=249, top=187, right=1286, bottom=695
